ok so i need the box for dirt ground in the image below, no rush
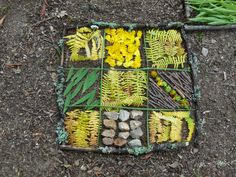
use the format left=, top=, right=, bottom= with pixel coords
left=0, top=0, right=235, bottom=177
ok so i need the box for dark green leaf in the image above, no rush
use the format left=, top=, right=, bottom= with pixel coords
left=86, top=92, right=96, bottom=106
left=71, top=81, right=84, bottom=99
left=63, top=93, right=72, bottom=113
left=63, top=68, right=88, bottom=96
left=66, top=67, right=75, bottom=82
left=70, top=68, right=88, bottom=83
left=72, top=68, right=88, bottom=87
left=82, top=70, right=99, bottom=93
left=72, top=90, right=96, bottom=106
left=86, top=99, right=100, bottom=110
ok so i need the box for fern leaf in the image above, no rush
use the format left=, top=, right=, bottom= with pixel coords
left=64, top=109, right=100, bottom=148
left=101, top=70, right=147, bottom=109
left=89, top=111, right=100, bottom=146
left=64, top=27, right=103, bottom=61
left=161, top=121, right=171, bottom=142
left=145, top=29, right=186, bottom=69
left=149, top=112, right=158, bottom=143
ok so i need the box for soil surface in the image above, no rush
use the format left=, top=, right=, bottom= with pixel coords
left=0, top=0, right=235, bottom=177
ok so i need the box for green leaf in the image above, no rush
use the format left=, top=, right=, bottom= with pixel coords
left=86, top=92, right=96, bottom=106
left=86, top=99, right=100, bottom=110
left=63, top=92, right=72, bottom=113
left=72, top=68, right=88, bottom=87
left=66, top=67, right=75, bottom=82
left=63, top=68, right=88, bottom=96
left=72, top=90, right=96, bottom=106
left=70, top=68, right=88, bottom=83
left=71, top=81, right=84, bottom=99
left=82, top=70, right=99, bottom=93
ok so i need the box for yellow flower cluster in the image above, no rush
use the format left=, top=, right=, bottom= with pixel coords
left=105, top=28, right=142, bottom=68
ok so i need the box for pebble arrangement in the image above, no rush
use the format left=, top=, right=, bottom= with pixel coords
left=101, top=110, right=144, bottom=147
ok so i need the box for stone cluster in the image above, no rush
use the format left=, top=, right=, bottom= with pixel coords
left=101, top=110, right=144, bottom=148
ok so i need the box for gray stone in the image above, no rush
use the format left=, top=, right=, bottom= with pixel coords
left=130, top=127, right=143, bottom=138
left=74, top=159, right=80, bottom=166
left=128, top=139, right=142, bottom=147
left=202, top=47, right=208, bottom=57
left=130, top=120, right=142, bottom=130
left=118, top=122, right=130, bottom=131
left=185, top=5, right=193, bottom=18
left=102, top=137, right=114, bottom=145
left=104, top=112, right=119, bottom=120
left=118, top=132, right=130, bottom=139
left=80, top=165, right=87, bottom=171
left=119, top=110, right=130, bottom=121
left=169, top=161, right=179, bottom=169
left=130, top=110, right=143, bottom=120
left=103, top=119, right=117, bottom=130
left=211, top=39, right=217, bottom=44
left=101, top=129, right=115, bottom=138
left=114, top=138, right=127, bottom=147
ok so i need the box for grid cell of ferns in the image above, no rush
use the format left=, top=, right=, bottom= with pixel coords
left=55, top=23, right=199, bottom=155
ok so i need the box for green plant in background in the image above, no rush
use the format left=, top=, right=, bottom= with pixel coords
left=63, top=67, right=100, bottom=113
left=64, top=27, right=103, bottom=61
left=64, top=109, right=100, bottom=147
left=149, top=111, right=195, bottom=143
left=187, top=0, right=236, bottom=25
left=145, top=29, right=186, bottom=69
left=101, top=70, right=147, bottom=109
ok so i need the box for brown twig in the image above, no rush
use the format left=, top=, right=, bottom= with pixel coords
left=4, top=63, right=23, bottom=68
left=30, top=16, right=54, bottom=28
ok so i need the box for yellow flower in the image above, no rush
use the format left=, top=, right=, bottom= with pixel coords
left=128, top=45, right=136, bottom=53
left=137, top=30, right=142, bottom=38
left=116, top=60, right=123, bottom=66
left=105, top=28, right=142, bottom=68
left=105, top=57, right=116, bottom=67
left=134, top=50, right=140, bottom=57
left=123, top=60, right=134, bottom=68
left=105, top=35, right=111, bottom=42
left=133, top=58, right=141, bottom=68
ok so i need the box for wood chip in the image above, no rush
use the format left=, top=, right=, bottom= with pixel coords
left=0, top=15, right=6, bottom=28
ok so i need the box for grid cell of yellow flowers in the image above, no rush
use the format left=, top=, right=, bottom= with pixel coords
left=105, top=28, right=143, bottom=69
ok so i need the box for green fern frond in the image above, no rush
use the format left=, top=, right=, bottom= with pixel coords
left=64, top=109, right=100, bottom=148
left=101, top=70, right=147, bottom=110
left=64, top=27, right=103, bottom=61
left=145, top=29, right=186, bottom=69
